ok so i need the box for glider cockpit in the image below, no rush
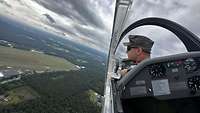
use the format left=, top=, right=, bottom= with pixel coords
left=111, top=18, right=200, bottom=113
left=103, top=1, right=200, bottom=113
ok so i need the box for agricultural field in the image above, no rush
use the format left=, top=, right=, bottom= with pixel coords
left=0, top=45, right=76, bottom=71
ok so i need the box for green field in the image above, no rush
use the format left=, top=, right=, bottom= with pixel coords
left=0, top=46, right=76, bottom=71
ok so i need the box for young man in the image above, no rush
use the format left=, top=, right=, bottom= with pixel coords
left=120, top=35, right=154, bottom=76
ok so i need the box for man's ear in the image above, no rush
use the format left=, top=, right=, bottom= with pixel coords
left=136, top=47, right=143, bottom=55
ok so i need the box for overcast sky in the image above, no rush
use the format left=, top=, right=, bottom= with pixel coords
left=0, top=0, right=200, bottom=58
left=0, top=0, right=115, bottom=52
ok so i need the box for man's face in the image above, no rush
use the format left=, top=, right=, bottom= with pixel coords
left=127, top=46, right=142, bottom=61
left=127, top=47, right=137, bottom=61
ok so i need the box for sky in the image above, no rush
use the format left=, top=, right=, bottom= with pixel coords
left=0, top=0, right=115, bottom=53
left=0, top=0, right=200, bottom=58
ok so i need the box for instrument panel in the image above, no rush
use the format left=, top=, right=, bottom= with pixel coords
left=119, top=53, right=200, bottom=100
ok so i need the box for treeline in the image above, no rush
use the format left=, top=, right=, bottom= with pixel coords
left=0, top=93, right=100, bottom=113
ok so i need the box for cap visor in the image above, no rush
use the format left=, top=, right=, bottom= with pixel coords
left=123, top=42, right=131, bottom=46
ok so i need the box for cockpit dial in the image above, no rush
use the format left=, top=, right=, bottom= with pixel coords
left=149, top=64, right=166, bottom=79
left=184, top=58, right=197, bottom=72
left=187, top=76, right=200, bottom=94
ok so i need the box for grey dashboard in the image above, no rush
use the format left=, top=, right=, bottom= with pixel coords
left=117, top=52, right=200, bottom=100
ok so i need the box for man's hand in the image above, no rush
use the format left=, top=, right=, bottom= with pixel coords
left=119, top=69, right=128, bottom=76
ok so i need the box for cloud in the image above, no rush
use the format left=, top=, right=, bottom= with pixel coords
left=73, top=24, right=110, bottom=50
left=34, top=0, right=114, bottom=51
left=34, top=0, right=106, bottom=29
left=42, top=14, right=56, bottom=24
left=0, top=0, right=115, bottom=52
left=0, top=0, right=11, bottom=8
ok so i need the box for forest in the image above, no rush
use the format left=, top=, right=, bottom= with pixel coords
left=0, top=67, right=105, bottom=113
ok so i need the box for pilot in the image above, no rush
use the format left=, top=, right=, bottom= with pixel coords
left=120, top=35, right=154, bottom=76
